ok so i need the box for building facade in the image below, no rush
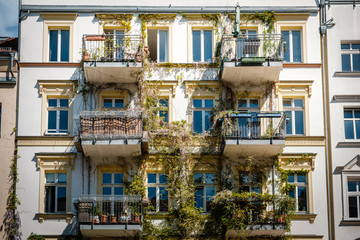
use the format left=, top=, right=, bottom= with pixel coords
left=16, top=0, right=330, bottom=239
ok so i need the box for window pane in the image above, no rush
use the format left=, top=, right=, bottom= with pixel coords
left=281, top=31, right=290, bottom=62
left=193, top=99, right=202, bottom=108
left=114, top=173, right=123, bottom=184
left=353, top=54, right=360, bottom=71
left=194, top=173, right=203, bottom=184
left=349, top=197, right=358, bottom=218
left=249, top=99, right=259, bottom=108
left=114, top=99, right=124, bottom=108
left=48, top=99, right=57, bottom=107
left=344, top=110, right=353, bottom=118
left=251, top=187, right=261, bottom=193
left=355, top=110, right=360, bottom=118
left=294, top=99, right=303, bottom=108
left=159, top=173, right=167, bottom=184
left=206, top=186, right=215, bottom=211
left=58, top=173, right=67, bottom=183
left=159, top=111, right=168, bottom=123
left=238, top=100, right=247, bottom=108
left=353, top=44, right=360, bottom=50
left=356, top=120, right=360, bottom=139
left=159, top=30, right=168, bottom=62
left=103, top=99, right=112, bottom=108
left=102, top=173, right=112, bottom=184
left=60, top=30, right=69, bottom=62
left=48, top=111, right=57, bottom=131
left=206, top=173, right=215, bottom=184
left=147, top=173, right=156, bottom=184
left=59, top=99, right=69, bottom=107
left=195, top=187, right=204, bottom=209
left=49, top=30, right=58, bottom=61
left=102, top=187, right=111, bottom=195
left=295, top=111, right=304, bottom=134
left=288, top=189, right=295, bottom=198
left=204, top=30, right=213, bottom=62
left=341, top=44, right=350, bottom=50
left=239, top=172, right=249, bottom=184
left=205, top=99, right=214, bottom=108
left=114, top=187, right=124, bottom=195
left=297, top=174, right=307, bottom=183
left=159, top=187, right=168, bottom=211
left=287, top=174, right=295, bottom=183
left=159, top=99, right=168, bottom=107
left=283, top=99, right=292, bottom=107
left=248, top=30, right=257, bottom=36
left=344, top=120, right=355, bottom=139
left=298, top=186, right=307, bottom=211
left=194, top=111, right=203, bottom=133
left=45, top=186, right=55, bottom=212
left=192, top=30, right=201, bottom=62
left=57, top=187, right=67, bottom=212
left=348, top=181, right=357, bottom=192
left=204, top=111, right=212, bottom=132
left=342, top=54, right=351, bottom=72
left=292, top=30, right=302, bottom=62
left=46, top=173, right=55, bottom=183
left=59, top=111, right=68, bottom=132
left=148, top=187, right=156, bottom=209
left=285, top=111, right=292, bottom=134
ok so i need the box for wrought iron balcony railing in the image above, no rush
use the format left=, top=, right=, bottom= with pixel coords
left=221, top=34, right=284, bottom=63
left=79, top=111, right=143, bottom=140
left=82, top=34, right=143, bottom=62
left=222, top=112, right=286, bottom=140
left=76, top=195, right=143, bottom=225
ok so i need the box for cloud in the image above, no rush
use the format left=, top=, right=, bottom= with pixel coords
left=0, top=0, right=18, bottom=37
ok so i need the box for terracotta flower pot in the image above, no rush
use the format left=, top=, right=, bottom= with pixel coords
left=100, top=214, right=107, bottom=223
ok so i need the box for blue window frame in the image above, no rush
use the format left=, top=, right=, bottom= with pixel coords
left=47, top=98, right=69, bottom=134
left=102, top=173, right=124, bottom=196
left=49, top=29, right=69, bottom=62
left=193, top=99, right=214, bottom=133
left=192, top=30, right=213, bottom=62
left=103, top=98, right=124, bottom=108
left=282, top=30, right=302, bottom=62
left=283, top=98, right=304, bottom=135
left=341, top=43, right=360, bottom=72
left=344, top=109, right=360, bottom=139
left=147, top=173, right=168, bottom=212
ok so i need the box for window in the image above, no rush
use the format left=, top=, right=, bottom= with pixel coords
left=341, top=43, right=360, bottom=72
left=194, top=173, right=215, bottom=212
left=103, top=98, right=124, bottom=108
left=192, top=30, right=213, bottom=62
left=238, top=171, right=262, bottom=193
left=102, top=173, right=124, bottom=196
left=282, top=30, right=302, bottom=62
left=344, top=109, right=360, bottom=139
left=159, top=98, right=169, bottom=123
left=147, top=29, right=168, bottom=62
left=237, top=29, right=257, bottom=58
left=283, top=98, right=304, bottom=135
left=49, top=29, right=69, bottom=62
left=193, top=99, right=214, bottom=133
left=147, top=173, right=168, bottom=212
left=45, top=172, right=67, bottom=213
left=104, top=29, right=125, bottom=61
left=287, top=173, right=308, bottom=212
left=238, top=99, right=260, bottom=138
left=347, top=178, right=360, bottom=219
left=47, top=98, right=69, bottom=134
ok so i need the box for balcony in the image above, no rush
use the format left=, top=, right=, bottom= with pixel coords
left=76, top=195, right=143, bottom=238
left=221, top=34, right=284, bottom=85
left=222, top=112, right=286, bottom=158
left=77, top=111, right=144, bottom=158
left=82, top=34, right=143, bottom=83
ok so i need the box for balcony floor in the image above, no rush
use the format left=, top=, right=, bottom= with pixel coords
left=81, top=139, right=142, bottom=158
left=223, top=139, right=285, bottom=158
left=80, top=224, right=141, bottom=237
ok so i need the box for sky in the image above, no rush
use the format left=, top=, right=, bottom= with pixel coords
left=0, top=0, right=19, bottom=37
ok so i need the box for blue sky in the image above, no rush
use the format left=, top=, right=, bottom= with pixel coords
left=0, top=0, right=19, bottom=37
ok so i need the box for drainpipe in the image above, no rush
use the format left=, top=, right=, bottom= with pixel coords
left=9, top=52, right=15, bottom=79
left=320, top=1, right=334, bottom=239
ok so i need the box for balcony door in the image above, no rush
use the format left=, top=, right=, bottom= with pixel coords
left=104, top=29, right=124, bottom=61
left=147, top=29, right=168, bottom=62
left=238, top=99, right=260, bottom=138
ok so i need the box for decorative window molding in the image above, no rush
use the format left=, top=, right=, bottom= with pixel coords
left=278, top=153, right=316, bottom=222
left=35, top=152, right=76, bottom=221
left=38, top=80, right=75, bottom=136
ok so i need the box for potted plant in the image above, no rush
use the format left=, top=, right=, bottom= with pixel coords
left=100, top=214, right=108, bottom=223
left=93, top=205, right=101, bottom=224
left=110, top=214, right=117, bottom=224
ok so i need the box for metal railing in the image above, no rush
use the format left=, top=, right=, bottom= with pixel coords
left=221, top=34, right=284, bottom=62
left=76, top=195, right=143, bottom=225
left=82, top=34, right=143, bottom=62
left=222, top=112, right=286, bottom=140
left=79, top=111, right=143, bottom=140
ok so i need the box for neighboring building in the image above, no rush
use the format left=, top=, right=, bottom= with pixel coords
left=0, top=37, right=18, bottom=239
left=17, top=0, right=329, bottom=239
left=322, top=1, right=360, bottom=239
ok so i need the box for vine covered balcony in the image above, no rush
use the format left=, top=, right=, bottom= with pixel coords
left=75, top=195, right=143, bottom=237
left=76, top=111, right=145, bottom=157
left=82, top=33, right=143, bottom=83
left=222, top=112, right=286, bottom=158
left=221, top=34, right=284, bottom=85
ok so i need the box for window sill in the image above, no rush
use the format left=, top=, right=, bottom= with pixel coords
left=292, top=213, right=317, bottom=223
left=340, top=219, right=360, bottom=226
left=35, top=213, right=74, bottom=223
left=337, top=141, right=360, bottom=147
left=44, top=131, right=70, bottom=136
left=334, top=71, right=360, bottom=77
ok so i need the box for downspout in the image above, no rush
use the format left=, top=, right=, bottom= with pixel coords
left=320, top=1, right=334, bottom=239
left=9, top=52, right=15, bottom=79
